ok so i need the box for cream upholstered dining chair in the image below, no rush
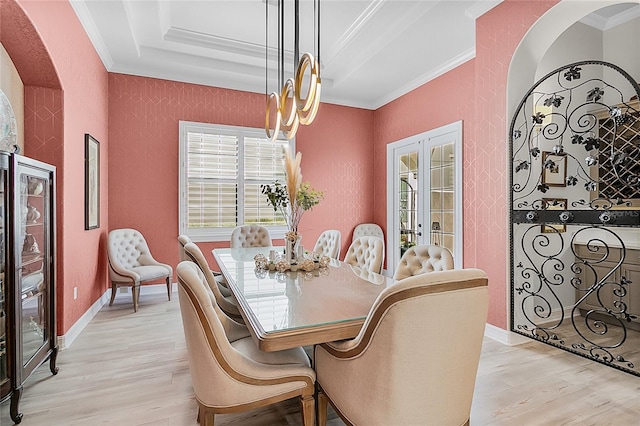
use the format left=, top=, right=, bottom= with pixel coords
left=176, top=261, right=316, bottom=426
left=393, top=244, right=454, bottom=280
left=178, top=235, right=230, bottom=290
left=230, top=224, right=273, bottom=248
left=315, top=268, right=489, bottom=426
left=177, top=234, right=192, bottom=261
left=183, top=242, right=243, bottom=322
left=343, top=236, right=385, bottom=274
left=313, top=230, right=342, bottom=259
left=107, top=228, right=173, bottom=312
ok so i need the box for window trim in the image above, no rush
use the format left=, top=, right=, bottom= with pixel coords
left=178, top=121, right=293, bottom=242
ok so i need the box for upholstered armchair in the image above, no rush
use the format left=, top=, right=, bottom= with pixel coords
left=230, top=224, right=273, bottom=248
left=343, top=236, right=385, bottom=274
left=176, top=261, right=316, bottom=426
left=315, top=268, right=488, bottom=426
left=107, top=228, right=173, bottom=312
left=183, top=242, right=242, bottom=322
left=313, top=230, right=342, bottom=259
left=393, top=244, right=454, bottom=280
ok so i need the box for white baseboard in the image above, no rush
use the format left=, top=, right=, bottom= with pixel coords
left=57, top=289, right=110, bottom=350
left=57, top=283, right=176, bottom=350
left=484, top=323, right=530, bottom=346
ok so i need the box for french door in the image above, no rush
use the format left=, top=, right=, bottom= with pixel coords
left=386, top=121, right=462, bottom=275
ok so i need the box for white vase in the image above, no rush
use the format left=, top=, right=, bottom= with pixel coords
left=285, top=235, right=302, bottom=264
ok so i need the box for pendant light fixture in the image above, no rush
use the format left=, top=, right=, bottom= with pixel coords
left=265, top=0, right=321, bottom=141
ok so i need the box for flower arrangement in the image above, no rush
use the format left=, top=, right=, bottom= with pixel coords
left=261, top=147, right=323, bottom=241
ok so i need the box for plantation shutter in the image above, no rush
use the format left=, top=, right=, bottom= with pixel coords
left=187, top=132, right=238, bottom=229
left=180, top=121, right=290, bottom=240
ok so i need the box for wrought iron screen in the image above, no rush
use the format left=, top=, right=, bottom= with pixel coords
left=509, top=60, right=640, bottom=376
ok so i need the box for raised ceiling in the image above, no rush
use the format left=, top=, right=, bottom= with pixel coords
left=71, top=0, right=639, bottom=110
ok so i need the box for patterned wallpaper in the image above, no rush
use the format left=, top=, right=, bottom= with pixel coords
left=372, top=0, right=558, bottom=329
left=108, top=74, right=374, bottom=271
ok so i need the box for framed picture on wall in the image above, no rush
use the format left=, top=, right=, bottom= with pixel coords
left=541, top=151, right=567, bottom=187
left=85, top=133, right=100, bottom=230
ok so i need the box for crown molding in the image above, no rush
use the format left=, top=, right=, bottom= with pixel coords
left=371, top=47, right=476, bottom=110
left=69, top=0, right=114, bottom=69
left=580, top=4, right=640, bottom=31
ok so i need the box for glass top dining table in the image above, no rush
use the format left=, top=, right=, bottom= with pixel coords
left=212, top=247, right=394, bottom=352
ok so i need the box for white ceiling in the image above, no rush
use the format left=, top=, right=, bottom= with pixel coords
left=71, top=0, right=640, bottom=110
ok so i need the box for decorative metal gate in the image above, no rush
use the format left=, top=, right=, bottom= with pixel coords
left=509, top=60, right=640, bottom=376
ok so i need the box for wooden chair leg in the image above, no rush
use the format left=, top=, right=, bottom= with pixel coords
left=132, top=284, right=140, bottom=312
left=300, top=394, right=315, bottom=426
left=317, top=389, right=328, bottom=426
left=198, top=403, right=215, bottom=426
left=166, top=276, right=172, bottom=301
left=109, top=282, right=117, bottom=306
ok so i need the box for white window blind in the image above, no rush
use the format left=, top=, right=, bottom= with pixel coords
left=179, top=121, right=292, bottom=241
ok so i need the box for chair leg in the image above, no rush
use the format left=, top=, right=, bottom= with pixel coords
left=166, top=276, right=172, bottom=301
left=198, top=403, right=215, bottom=426
left=317, top=389, right=328, bottom=426
left=132, top=284, right=140, bottom=312
left=109, top=282, right=117, bottom=306
left=300, top=394, right=315, bottom=426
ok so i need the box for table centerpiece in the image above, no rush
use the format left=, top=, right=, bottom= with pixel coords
left=261, top=147, right=323, bottom=264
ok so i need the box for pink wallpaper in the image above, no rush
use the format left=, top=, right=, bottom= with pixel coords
left=108, top=74, right=374, bottom=273
left=4, top=0, right=563, bottom=335
left=6, top=0, right=110, bottom=333
left=373, top=0, right=558, bottom=329
left=469, top=0, right=557, bottom=328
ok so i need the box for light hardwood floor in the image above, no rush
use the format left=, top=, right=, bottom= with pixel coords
left=1, top=289, right=639, bottom=425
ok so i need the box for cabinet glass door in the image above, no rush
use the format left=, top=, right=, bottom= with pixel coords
left=0, top=162, right=7, bottom=388
left=18, top=171, right=49, bottom=367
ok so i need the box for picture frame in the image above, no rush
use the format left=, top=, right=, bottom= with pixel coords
left=541, top=198, right=566, bottom=233
left=84, top=133, right=100, bottom=230
left=541, top=151, right=567, bottom=187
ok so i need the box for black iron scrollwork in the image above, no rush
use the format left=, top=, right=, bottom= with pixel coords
left=510, top=60, right=640, bottom=376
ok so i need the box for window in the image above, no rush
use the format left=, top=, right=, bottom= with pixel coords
left=179, top=121, right=292, bottom=241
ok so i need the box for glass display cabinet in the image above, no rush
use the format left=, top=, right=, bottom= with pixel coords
left=0, top=152, right=57, bottom=424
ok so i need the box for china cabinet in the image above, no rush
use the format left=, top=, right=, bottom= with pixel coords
left=0, top=152, right=57, bottom=424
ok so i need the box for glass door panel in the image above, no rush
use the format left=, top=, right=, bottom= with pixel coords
left=18, top=172, right=49, bottom=367
left=398, top=151, right=420, bottom=260
left=0, top=164, right=6, bottom=387
left=430, top=142, right=456, bottom=255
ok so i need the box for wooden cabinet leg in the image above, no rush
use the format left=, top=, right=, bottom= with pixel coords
left=10, top=385, right=23, bottom=424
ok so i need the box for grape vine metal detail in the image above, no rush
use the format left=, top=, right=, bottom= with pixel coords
left=509, top=60, right=640, bottom=376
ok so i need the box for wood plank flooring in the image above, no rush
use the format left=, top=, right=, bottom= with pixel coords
left=1, top=290, right=639, bottom=425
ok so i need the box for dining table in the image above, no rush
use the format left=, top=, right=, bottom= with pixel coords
left=212, top=247, right=394, bottom=352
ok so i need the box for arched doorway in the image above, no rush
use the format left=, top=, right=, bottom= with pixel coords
left=507, top=2, right=640, bottom=376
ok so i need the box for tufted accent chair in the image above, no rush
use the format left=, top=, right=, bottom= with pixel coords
left=176, top=261, right=316, bottom=426
left=343, top=236, right=385, bottom=274
left=313, top=230, right=342, bottom=259
left=107, top=228, right=173, bottom=312
left=183, top=242, right=242, bottom=322
left=393, top=244, right=454, bottom=280
left=230, top=225, right=273, bottom=248
left=315, top=268, right=488, bottom=426
left=352, top=223, right=384, bottom=241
